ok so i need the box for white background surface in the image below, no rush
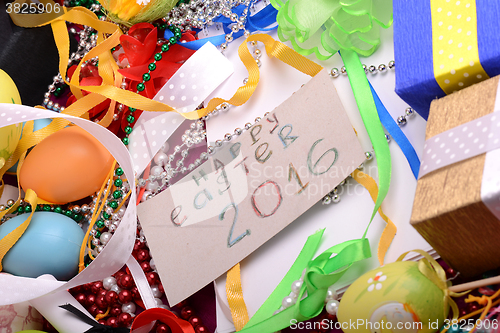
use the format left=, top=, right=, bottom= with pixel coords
left=201, top=25, right=432, bottom=332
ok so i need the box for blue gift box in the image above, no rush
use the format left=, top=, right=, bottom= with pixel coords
left=394, top=0, right=500, bottom=120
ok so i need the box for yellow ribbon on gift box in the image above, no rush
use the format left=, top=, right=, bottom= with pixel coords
left=431, top=0, right=489, bottom=94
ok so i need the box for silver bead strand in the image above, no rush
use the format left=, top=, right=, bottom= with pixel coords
left=330, top=60, right=395, bottom=79
left=396, top=107, right=416, bottom=127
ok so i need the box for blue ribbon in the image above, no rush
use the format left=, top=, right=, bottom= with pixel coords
left=369, top=82, right=420, bottom=179
left=175, top=3, right=278, bottom=50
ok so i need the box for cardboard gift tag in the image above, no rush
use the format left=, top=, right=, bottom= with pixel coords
left=137, top=70, right=365, bottom=304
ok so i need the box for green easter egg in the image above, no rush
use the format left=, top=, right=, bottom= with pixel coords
left=337, top=261, right=446, bottom=333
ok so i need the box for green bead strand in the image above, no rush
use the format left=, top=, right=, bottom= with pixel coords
left=115, top=167, right=124, bottom=176
left=122, top=25, right=182, bottom=147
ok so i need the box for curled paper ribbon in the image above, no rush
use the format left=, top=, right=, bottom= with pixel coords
left=0, top=105, right=137, bottom=305
left=8, top=3, right=306, bottom=127
left=8, top=2, right=209, bottom=120
left=270, top=0, right=393, bottom=60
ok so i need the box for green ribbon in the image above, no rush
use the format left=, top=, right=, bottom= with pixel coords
left=240, top=230, right=371, bottom=332
left=340, top=49, right=391, bottom=229
left=236, top=3, right=393, bottom=330
left=270, top=0, right=393, bottom=60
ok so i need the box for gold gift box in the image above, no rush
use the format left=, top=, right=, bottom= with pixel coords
left=410, top=75, right=500, bottom=277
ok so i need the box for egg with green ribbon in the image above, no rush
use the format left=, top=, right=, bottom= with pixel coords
left=0, top=69, right=22, bottom=169
left=337, top=260, right=447, bottom=333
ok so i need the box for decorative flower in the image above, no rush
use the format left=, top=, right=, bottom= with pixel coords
left=118, top=23, right=196, bottom=99
left=271, top=0, right=393, bottom=60
left=120, top=23, right=159, bottom=67
left=97, top=0, right=176, bottom=26
left=65, top=64, right=119, bottom=132
left=367, top=271, right=387, bottom=291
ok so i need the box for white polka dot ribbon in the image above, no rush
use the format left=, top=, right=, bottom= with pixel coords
left=430, top=0, right=489, bottom=95
left=420, top=79, right=500, bottom=221
left=481, top=82, right=500, bottom=220
left=128, top=42, right=234, bottom=176
left=0, top=105, right=137, bottom=305
left=419, top=111, right=500, bottom=179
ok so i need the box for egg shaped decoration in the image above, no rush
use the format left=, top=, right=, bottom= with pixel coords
left=0, top=211, right=85, bottom=280
left=0, top=69, right=23, bottom=169
left=337, top=261, right=446, bottom=333
left=0, top=69, right=22, bottom=104
left=19, top=125, right=114, bottom=204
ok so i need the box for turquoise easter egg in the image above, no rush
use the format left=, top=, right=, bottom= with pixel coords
left=0, top=211, right=84, bottom=281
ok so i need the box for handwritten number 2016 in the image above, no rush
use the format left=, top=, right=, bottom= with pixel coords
left=220, top=203, right=250, bottom=248
left=221, top=133, right=337, bottom=247
left=171, top=115, right=339, bottom=250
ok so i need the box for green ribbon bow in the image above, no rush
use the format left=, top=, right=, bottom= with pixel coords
left=240, top=230, right=371, bottom=333
left=237, top=3, right=395, bottom=331
left=270, top=0, right=393, bottom=60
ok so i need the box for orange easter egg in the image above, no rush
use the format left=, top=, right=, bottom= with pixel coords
left=19, top=126, right=114, bottom=204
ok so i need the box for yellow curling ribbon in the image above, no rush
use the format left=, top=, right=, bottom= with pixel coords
left=78, top=160, right=117, bottom=272
left=226, top=263, right=250, bottom=331
left=431, top=0, right=489, bottom=94
left=352, top=170, right=397, bottom=265
left=0, top=152, right=38, bottom=271
left=10, top=4, right=322, bottom=121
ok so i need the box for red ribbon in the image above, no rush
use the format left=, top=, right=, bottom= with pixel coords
left=131, top=308, right=195, bottom=333
left=65, top=23, right=197, bottom=137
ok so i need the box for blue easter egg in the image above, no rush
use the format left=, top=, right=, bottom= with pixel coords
left=0, top=211, right=84, bottom=280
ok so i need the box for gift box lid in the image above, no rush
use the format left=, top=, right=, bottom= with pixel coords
left=394, top=0, right=500, bottom=120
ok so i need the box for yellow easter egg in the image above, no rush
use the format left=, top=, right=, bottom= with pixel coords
left=0, top=69, right=22, bottom=168
left=0, top=69, right=22, bottom=104
left=19, top=125, right=114, bottom=204
left=337, top=261, right=446, bottom=333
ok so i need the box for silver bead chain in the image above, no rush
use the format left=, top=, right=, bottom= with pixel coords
left=321, top=150, right=374, bottom=206
left=164, top=0, right=254, bottom=54
left=164, top=0, right=252, bottom=32
left=329, top=60, right=395, bottom=78
left=42, top=3, right=103, bottom=110
left=330, top=60, right=417, bottom=138
left=137, top=40, right=265, bottom=199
